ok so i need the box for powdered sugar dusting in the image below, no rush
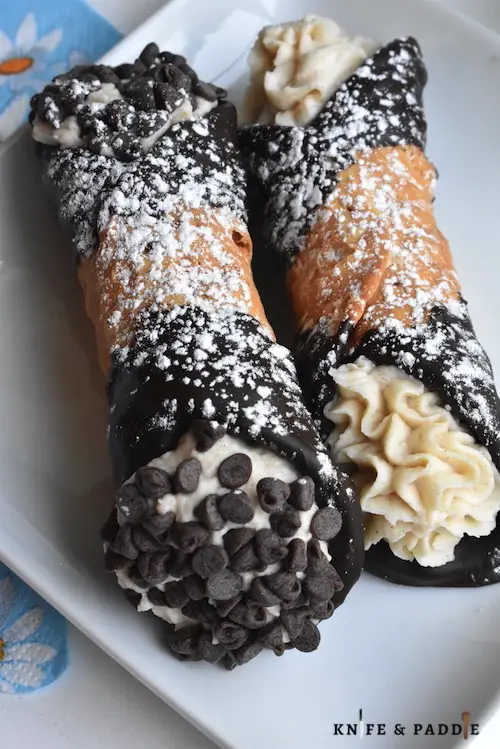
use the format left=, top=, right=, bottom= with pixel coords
left=242, top=37, right=426, bottom=260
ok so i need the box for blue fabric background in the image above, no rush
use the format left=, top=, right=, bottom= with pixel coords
left=0, top=0, right=121, bottom=693
left=0, top=0, right=122, bottom=138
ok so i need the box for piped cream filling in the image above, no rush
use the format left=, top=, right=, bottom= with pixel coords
left=241, top=15, right=375, bottom=126
left=325, top=357, right=500, bottom=567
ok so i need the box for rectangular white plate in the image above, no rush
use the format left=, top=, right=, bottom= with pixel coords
left=2, top=1, right=500, bottom=747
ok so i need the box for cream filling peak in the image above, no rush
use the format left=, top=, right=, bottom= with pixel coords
left=32, top=82, right=216, bottom=155
left=115, top=430, right=330, bottom=630
left=241, top=15, right=375, bottom=126
left=325, top=357, right=500, bottom=567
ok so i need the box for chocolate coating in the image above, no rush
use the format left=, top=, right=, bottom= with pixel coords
left=243, top=36, right=500, bottom=588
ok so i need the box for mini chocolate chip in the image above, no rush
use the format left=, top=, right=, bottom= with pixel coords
left=147, top=588, right=167, bottom=606
left=153, top=81, right=179, bottom=111
left=142, top=511, right=175, bottom=539
left=304, top=568, right=341, bottom=604
left=192, top=544, right=228, bottom=578
left=116, top=482, right=149, bottom=523
left=125, top=79, right=156, bottom=110
left=222, top=528, right=255, bottom=557
left=191, top=419, right=225, bottom=452
left=216, top=594, right=242, bottom=618
left=214, top=85, right=227, bottom=99
left=104, top=549, right=128, bottom=572
left=194, top=495, right=225, bottom=530
left=137, top=552, right=170, bottom=585
left=132, top=526, right=165, bottom=553
left=218, top=490, right=254, bottom=524
left=111, top=132, right=142, bottom=162
left=289, top=477, right=315, bottom=511
left=222, top=654, right=237, bottom=670
left=198, top=633, right=224, bottom=664
left=135, top=111, right=161, bottom=137
left=259, top=622, right=284, bottom=654
left=310, top=507, right=342, bottom=541
left=229, top=603, right=267, bottom=630
left=312, top=600, right=335, bottom=621
left=287, top=538, right=307, bottom=572
left=280, top=592, right=308, bottom=610
left=139, top=42, right=160, bottom=67
left=232, top=640, right=264, bottom=666
left=105, top=99, right=138, bottom=131
left=257, top=478, right=290, bottom=513
left=42, top=98, right=62, bottom=127
left=88, top=134, right=106, bottom=155
left=111, top=524, right=138, bottom=560
left=174, top=457, right=202, bottom=493
left=231, top=543, right=260, bottom=573
left=172, top=522, right=209, bottom=553
left=167, top=625, right=202, bottom=657
left=270, top=507, right=301, bottom=538
left=265, top=572, right=301, bottom=601
left=79, top=71, right=101, bottom=87
left=100, top=509, right=119, bottom=542
left=144, top=63, right=166, bottom=82
left=75, top=104, right=95, bottom=134
left=192, top=81, right=218, bottom=101
left=182, top=599, right=218, bottom=624
left=163, top=580, right=189, bottom=608
left=114, top=62, right=136, bottom=79
left=281, top=610, right=307, bottom=640
left=169, top=549, right=192, bottom=579
left=163, top=53, right=186, bottom=67
left=218, top=453, right=252, bottom=489
left=163, top=63, right=192, bottom=92
left=206, top=569, right=242, bottom=600
left=307, top=539, right=331, bottom=573
left=255, top=529, right=288, bottom=565
left=248, top=578, right=281, bottom=607
left=127, top=564, right=148, bottom=589
left=178, top=61, right=198, bottom=84
left=213, top=621, right=249, bottom=650
left=292, top=619, right=321, bottom=653
left=182, top=574, right=206, bottom=601
left=124, top=589, right=142, bottom=607
left=89, top=64, right=122, bottom=86
left=86, top=116, right=108, bottom=140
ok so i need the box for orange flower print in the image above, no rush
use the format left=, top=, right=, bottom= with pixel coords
left=0, top=13, right=62, bottom=139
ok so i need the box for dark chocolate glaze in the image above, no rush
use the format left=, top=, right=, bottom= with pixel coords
left=242, top=37, right=500, bottom=587
left=39, top=100, right=246, bottom=259
left=30, top=43, right=227, bottom=161
left=108, top=305, right=364, bottom=604
left=241, top=37, right=427, bottom=262
left=297, top=304, right=500, bottom=587
left=32, top=46, right=365, bottom=661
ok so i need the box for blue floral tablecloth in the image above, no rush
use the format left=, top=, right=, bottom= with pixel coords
left=0, top=0, right=121, bottom=139
left=0, top=0, right=121, bottom=693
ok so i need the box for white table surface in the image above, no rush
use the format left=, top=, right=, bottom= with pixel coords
left=2, top=1, right=500, bottom=747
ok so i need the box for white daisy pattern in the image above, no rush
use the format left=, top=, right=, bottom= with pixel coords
left=0, top=4, right=122, bottom=141
left=0, top=14, right=62, bottom=93
left=0, top=14, right=62, bottom=139
left=0, top=570, right=67, bottom=693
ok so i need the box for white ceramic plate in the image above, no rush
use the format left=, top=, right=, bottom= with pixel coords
left=2, top=1, right=500, bottom=747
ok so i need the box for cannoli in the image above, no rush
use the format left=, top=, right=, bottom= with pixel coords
left=242, top=17, right=500, bottom=587
left=30, top=43, right=364, bottom=666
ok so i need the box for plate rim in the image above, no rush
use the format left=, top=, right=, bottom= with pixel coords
left=1, top=1, right=500, bottom=747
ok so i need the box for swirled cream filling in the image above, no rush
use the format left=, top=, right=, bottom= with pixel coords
left=325, top=357, right=500, bottom=567
left=241, top=15, right=375, bottom=126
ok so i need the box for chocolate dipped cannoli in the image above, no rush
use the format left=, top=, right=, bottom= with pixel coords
left=30, top=44, right=364, bottom=667
left=242, top=17, right=500, bottom=587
